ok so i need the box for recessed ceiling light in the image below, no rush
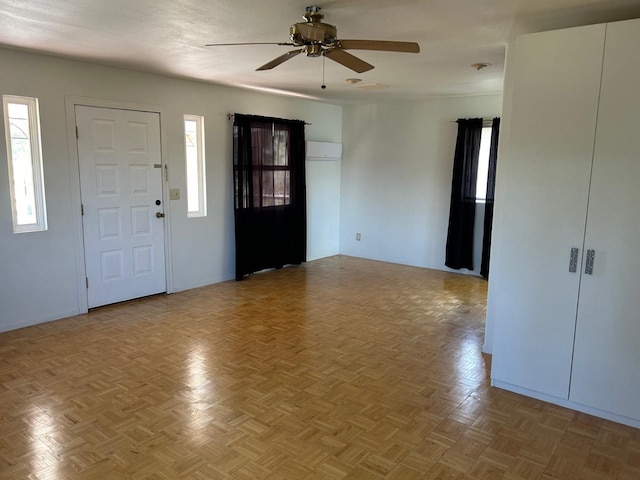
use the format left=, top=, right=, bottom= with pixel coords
left=345, top=78, right=362, bottom=84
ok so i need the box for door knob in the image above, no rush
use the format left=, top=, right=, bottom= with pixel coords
left=156, top=212, right=165, bottom=218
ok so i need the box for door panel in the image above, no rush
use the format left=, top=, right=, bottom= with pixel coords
left=490, top=25, right=605, bottom=398
left=76, top=106, right=166, bottom=308
left=569, top=19, right=640, bottom=419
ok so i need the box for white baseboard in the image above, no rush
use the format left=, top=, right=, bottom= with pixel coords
left=491, top=379, right=640, bottom=429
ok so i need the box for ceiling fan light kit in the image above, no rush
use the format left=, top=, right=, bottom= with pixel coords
left=207, top=5, right=420, bottom=76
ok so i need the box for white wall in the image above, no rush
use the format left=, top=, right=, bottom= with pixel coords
left=0, top=48, right=342, bottom=332
left=306, top=159, right=341, bottom=260
left=483, top=43, right=517, bottom=355
left=340, top=95, right=502, bottom=273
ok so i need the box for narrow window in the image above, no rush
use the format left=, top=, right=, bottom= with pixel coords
left=3, top=95, right=47, bottom=233
left=475, top=126, right=492, bottom=202
left=184, top=114, right=206, bottom=217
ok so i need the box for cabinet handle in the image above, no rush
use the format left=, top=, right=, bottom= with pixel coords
left=569, top=247, right=579, bottom=273
left=585, top=249, right=595, bottom=275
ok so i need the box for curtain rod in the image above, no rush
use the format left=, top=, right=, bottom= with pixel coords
left=227, top=113, right=312, bottom=125
left=449, top=118, right=499, bottom=124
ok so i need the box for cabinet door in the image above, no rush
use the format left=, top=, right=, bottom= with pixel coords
left=490, top=25, right=605, bottom=398
left=569, top=19, right=640, bottom=420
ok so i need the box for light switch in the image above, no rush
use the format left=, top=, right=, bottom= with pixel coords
left=169, top=188, right=180, bottom=200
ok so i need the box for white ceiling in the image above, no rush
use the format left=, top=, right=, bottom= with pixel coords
left=1, top=0, right=640, bottom=105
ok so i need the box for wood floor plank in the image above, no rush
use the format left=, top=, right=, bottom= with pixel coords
left=0, top=255, right=637, bottom=479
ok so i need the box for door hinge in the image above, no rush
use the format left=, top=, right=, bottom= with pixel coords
left=86, top=277, right=89, bottom=289
left=81, top=204, right=84, bottom=216
left=76, top=126, right=79, bottom=139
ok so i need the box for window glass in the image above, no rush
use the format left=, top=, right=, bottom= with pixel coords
left=3, top=95, right=47, bottom=232
left=184, top=115, right=206, bottom=217
left=475, top=126, right=492, bottom=201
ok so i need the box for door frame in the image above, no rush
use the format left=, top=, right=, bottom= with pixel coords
left=65, top=96, right=174, bottom=313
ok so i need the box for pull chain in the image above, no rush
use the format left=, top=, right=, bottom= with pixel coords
left=321, top=54, right=326, bottom=89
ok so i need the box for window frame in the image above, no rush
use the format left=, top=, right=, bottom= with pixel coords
left=184, top=114, right=207, bottom=218
left=3, top=95, right=48, bottom=233
left=251, top=124, right=291, bottom=208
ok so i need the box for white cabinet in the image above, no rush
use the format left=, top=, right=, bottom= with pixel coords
left=490, top=18, right=640, bottom=427
left=490, top=24, right=605, bottom=398
left=569, top=19, right=640, bottom=422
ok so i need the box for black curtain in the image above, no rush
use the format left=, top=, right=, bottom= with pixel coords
left=233, top=114, right=306, bottom=280
left=480, top=118, right=500, bottom=278
left=445, top=118, right=483, bottom=270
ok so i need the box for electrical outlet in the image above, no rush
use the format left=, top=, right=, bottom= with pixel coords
left=169, top=188, right=180, bottom=200
left=356, top=233, right=361, bottom=241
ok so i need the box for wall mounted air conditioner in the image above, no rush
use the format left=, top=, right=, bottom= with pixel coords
left=306, top=141, right=342, bottom=161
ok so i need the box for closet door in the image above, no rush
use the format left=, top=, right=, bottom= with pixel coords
left=490, top=25, right=605, bottom=398
left=569, top=19, right=640, bottom=420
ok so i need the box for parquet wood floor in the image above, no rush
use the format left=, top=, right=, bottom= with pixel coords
left=1, top=256, right=639, bottom=479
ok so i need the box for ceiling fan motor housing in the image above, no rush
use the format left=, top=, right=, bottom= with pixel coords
left=290, top=22, right=337, bottom=44
left=290, top=6, right=337, bottom=48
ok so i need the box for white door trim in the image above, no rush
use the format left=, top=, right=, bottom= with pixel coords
left=64, top=95, right=174, bottom=314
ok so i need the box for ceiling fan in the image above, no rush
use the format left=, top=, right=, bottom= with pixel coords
left=206, top=5, right=420, bottom=74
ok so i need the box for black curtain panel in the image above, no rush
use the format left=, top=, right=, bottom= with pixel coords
left=480, top=117, right=500, bottom=279
left=233, top=114, right=307, bottom=280
left=445, top=118, right=483, bottom=270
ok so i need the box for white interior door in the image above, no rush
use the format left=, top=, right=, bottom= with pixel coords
left=76, top=105, right=166, bottom=308
left=569, top=19, right=640, bottom=420
left=490, top=25, right=605, bottom=398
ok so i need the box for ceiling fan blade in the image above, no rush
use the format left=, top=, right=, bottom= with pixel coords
left=205, top=42, right=294, bottom=47
left=338, top=40, right=420, bottom=53
left=256, top=49, right=303, bottom=71
left=325, top=49, right=374, bottom=73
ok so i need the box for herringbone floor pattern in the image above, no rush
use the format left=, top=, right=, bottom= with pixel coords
left=0, top=256, right=638, bottom=479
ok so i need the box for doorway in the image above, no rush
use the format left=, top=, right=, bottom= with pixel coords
left=76, top=105, right=166, bottom=308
